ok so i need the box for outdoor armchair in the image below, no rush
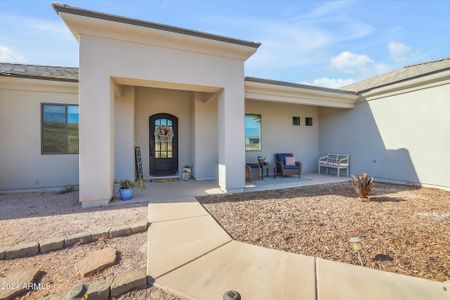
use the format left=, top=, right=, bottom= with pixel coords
left=245, top=163, right=261, bottom=183
left=274, top=153, right=302, bottom=177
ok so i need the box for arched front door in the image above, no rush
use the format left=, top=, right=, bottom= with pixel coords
left=149, top=113, right=178, bottom=176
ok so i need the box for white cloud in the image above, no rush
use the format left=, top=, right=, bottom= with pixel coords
left=388, top=42, right=411, bottom=62
left=0, top=46, right=25, bottom=63
left=0, top=15, right=78, bottom=66
left=242, top=17, right=372, bottom=72
left=245, top=22, right=334, bottom=70
left=312, top=77, right=355, bottom=88
left=330, top=51, right=389, bottom=76
left=201, top=1, right=373, bottom=73
left=303, top=1, right=356, bottom=19
left=0, top=15, right=70, bottom=38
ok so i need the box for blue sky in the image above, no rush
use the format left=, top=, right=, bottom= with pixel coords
left=0, top=0, right=449, bottom=88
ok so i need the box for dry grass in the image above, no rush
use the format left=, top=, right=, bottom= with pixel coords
left=198, top=182, right=450, bottom=281
left=0, top=191, right=147, bottom=248
left=1, top=233, right=147, bottom=299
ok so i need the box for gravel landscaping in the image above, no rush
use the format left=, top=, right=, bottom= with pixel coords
left=198, top=182, right=450, bottom=281
left=0, top=232, right=148, bottom=299
left=0, top=191, right=179, bottom=299
left=0, top=191, right=147, bottom=248
left=119, top=286, right=180, bottom=300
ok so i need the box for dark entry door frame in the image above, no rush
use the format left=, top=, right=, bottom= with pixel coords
left=149, top=113, right=179, bottom=176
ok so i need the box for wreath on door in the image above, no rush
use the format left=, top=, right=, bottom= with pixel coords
left=154, top=125, right=174, bottom=143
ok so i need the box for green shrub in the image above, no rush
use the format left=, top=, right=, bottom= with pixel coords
left=117, top=179, right=146, bottom=190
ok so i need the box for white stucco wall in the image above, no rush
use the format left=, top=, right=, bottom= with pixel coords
left=245, top=99, right=320, bottom=172
left=0, top=78, right=79, bottom=191
left=320, top=82, right=450, bottom=189
left=77, top=32, right=247, bottom=205
left=192, top=95, right=218, bottom=179
left=134, top=87, right=193, bottom=178
left=114, top=85, right=135, bottom=180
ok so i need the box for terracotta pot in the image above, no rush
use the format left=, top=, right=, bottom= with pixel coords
left=360, top=196, right=370, bottom=202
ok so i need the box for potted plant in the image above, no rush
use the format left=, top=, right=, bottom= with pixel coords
left=117, top=179, right=146, bottom=201
left=182, top=165, right=192, bottom=181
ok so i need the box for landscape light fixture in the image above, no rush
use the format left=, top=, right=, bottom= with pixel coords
left=223, top=290, right=241, bottom=300
left=349, top=237, right=364, bottom=266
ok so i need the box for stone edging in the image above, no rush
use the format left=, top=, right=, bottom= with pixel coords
left=42, top=271, right=149, bottom=300
left=0, top=221, right=148, bottom=260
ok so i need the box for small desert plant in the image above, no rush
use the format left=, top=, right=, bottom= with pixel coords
left=58, top=186, right=75, bottom=194
left=117, top=179, right=146, bottom=190
left=351, top=173, right=374, bottom=201
left=134, top=178, right=146, bottom=189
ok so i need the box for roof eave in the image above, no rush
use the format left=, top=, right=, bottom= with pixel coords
left=52, top=3, right=261, bottom=50
left=0, top=73, right=78, bottom=83
left=245, top=78, right=359, bottom=109
left=245, top=77, right=359, bottom=96
left=0, top=75, right=78, bottom=94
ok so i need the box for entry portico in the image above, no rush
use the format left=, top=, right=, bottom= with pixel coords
left=54, top=4, right=260, bottom=206
left=53, top=4, right=359, bottom=208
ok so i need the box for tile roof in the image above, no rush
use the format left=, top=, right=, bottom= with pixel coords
left=0, top=63, right=78, bottom=82
left=341, top=56, right=450, bottom=92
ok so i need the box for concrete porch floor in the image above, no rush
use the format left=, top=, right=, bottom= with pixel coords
left=245, top=172, right=350, bottom=192
left=111, top=179, right=224, bottom=205
left=111, top=173, right=350, bottom=205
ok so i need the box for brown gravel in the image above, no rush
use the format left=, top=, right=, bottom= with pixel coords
left=1, top=232, right=147, bottom=299
left=0, top=191, right=147, bottom=248
left=198, top=182, right=450, bottom=281
left=119, top=286, right=180, bottom=300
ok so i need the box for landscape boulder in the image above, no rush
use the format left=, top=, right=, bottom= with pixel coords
left=0, top=267, right=40, bottom=300
left=110, top=271, right=147, bottom=297
left=75, top=248, right=117, bottom=277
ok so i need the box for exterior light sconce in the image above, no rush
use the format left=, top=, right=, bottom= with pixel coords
left=349, top=237, right=364, bottom=266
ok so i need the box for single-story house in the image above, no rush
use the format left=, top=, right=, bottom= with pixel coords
left=0, top=3, right=449, bottom=207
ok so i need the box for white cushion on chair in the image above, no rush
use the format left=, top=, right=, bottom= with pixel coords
left=285, top=156, right=296, bottom=167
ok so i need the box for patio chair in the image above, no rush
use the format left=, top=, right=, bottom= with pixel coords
left=245, top=163, right=261, bottom=183
left=275, top=153, right=302, bottom=177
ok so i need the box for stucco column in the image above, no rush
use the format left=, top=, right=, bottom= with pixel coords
left=114, top=86, right=135, bottom=180
left=79, top=60, right=115, bottom=207
left=217, top=87, right=245, bottom=192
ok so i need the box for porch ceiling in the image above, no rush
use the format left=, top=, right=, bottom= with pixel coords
left=245, top=78, right=360, bottom=109
left=112, top=76, right=222, bottom=93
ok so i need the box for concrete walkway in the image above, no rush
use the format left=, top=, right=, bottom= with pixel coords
left=147, top=198, right=448, bottom=300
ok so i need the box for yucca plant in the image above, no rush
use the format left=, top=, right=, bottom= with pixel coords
left=351, top=173, right=374, bottom=201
